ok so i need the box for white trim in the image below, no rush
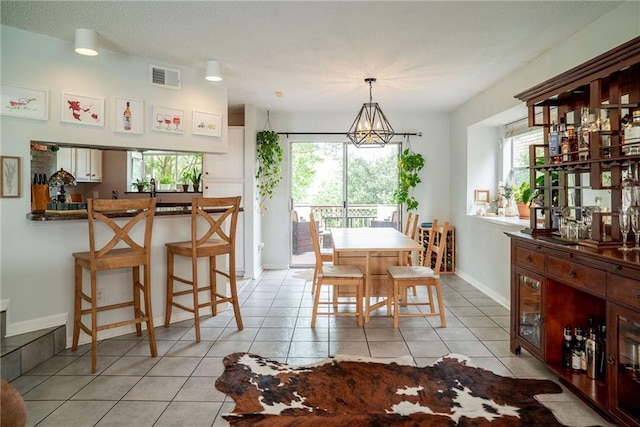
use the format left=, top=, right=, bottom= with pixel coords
left=5, top=312, right=68, bottom=338
left=466, top=214, right=528, bottom=232
left=0, top=299, right=9, bottom=312
left=455, top=268, right=510, bottom=310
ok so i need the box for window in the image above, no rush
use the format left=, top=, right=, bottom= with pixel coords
left=129, top=151, right=202, bottom=189
left=504, top=121, right=543, bottom=188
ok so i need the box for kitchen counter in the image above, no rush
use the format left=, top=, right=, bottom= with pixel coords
left=26, top=202, right=242, bottom=221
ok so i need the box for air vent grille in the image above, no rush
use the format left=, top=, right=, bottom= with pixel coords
left=149, top=64, right=181, bottom=90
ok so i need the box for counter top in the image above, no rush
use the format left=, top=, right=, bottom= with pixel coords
left=26, top=203, right=243, bottom=221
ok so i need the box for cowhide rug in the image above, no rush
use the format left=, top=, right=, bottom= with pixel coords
left=215, top=352, right=567, bottom=426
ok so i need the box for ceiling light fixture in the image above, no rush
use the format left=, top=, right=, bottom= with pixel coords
left=74, top=28, right=99, bottom=56
left=205, top=60, right=222, bottom=81
left=347, top=77, right=395, bottom=147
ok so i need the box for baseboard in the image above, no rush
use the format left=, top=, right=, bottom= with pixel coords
left=5, top=311, right=68, bottom=338
left=262, top=264, right=290, bottom=270
left=455, top=269, right=510, bottom=309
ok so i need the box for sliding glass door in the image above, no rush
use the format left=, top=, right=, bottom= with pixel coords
left=290, top=141, right=400, bottom=266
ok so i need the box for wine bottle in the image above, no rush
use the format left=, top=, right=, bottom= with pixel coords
left=579, top=325, right=587, bottom=372
left=578, top=107, right=591, bottom=161
left=123, top=101, right=132, bottom=131
left=562, top=325, right=572, bottom=368
left=571, top=326, right=583, bottom=371
left=585, top=318, right=597, bottom=379
left=597, top=324, right=606, bottom=381
left=549, top=122, right=561, bottom=164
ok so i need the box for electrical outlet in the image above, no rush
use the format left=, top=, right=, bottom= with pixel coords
left=96, top=288, right=105, bottom=305
left=258, top=242, right=265, bottom=252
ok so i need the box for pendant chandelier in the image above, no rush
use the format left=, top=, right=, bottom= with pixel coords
left=347, top=78, right=395, bottom=147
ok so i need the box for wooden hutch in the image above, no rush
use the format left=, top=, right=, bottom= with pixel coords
left=508, top=36, right=640, bottom=427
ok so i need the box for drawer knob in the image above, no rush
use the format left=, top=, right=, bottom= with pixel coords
left=608, top=354, right=615, bottom=365
left=615, top=264, right=623, bottom=271
left=526, top=255, right=532, bottom=262
left=636, top=291, right=640, bottom=301
left=536, top=245, right=541, bottom=251
left=569, top=269, right=577, bottom=278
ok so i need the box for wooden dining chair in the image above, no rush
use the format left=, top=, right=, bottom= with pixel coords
left=387, top=219, right=450, bottom=328
left=72, top=198, right=157, bottom=372
left=404, top=212, right=420, bottom=265
left=309, top=212, right=333, bottom=294
left=309, top=213, right=364, bottom=327
left=164, top=196, right=243, bottom=342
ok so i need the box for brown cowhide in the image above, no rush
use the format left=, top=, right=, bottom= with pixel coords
left=215, top=352, right=567, bottom=426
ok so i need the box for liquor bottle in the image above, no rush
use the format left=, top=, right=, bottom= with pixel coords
left=549, top=122, right=561, bottom=164
left=571, top=326, right=584, bottom=371
left=149, top=178, right=156, bottom=198
left=596, top=324, right=606, bottom=381
left=123, top=101, right=132, bottom=131
left=579, top=326, right=587, bottom=372
left=562, top=325, right=572, bottom=368
left=624, top=109, right=640, bottom=155
left=562, top=127, right=577, bottom=162
left=578, top=107, right=590, bottom=161
left=585, top=318, right=597, bottom=379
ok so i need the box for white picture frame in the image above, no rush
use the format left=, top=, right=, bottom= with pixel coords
left=192, top=110, right=222, bottom=137
left=152, top=106, right=184, bottom=134
left=0, top=156, right=21, bottom=198
left=61, top=92, right=104, bottom=127
left=113, top=97, right=144, bottom=134
left=0, top=84, right=48, bottom=121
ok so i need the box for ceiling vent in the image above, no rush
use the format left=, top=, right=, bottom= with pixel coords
left=149, top=64, right=181, bottom=90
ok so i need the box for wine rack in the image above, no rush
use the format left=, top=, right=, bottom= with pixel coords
left=418, top=225, right=455, bottom=274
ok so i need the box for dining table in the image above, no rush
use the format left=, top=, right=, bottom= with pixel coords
left=330, top=227, right=424, bottom=322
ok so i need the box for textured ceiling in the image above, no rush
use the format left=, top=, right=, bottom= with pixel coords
left=0, top=1, right=622, bottom=114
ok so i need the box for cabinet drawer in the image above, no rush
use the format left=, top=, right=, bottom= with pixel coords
left=546, top=257, right=606, bottom=296
left=514, top=244, right=545, bottom=272
left=608, top=273, right=640, bottom=311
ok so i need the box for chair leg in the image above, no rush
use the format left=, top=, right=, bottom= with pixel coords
left=143, top=264, right=157, bottom=357
left=132, top=266, right=142, bottom=336
left=90, top=270, right=98, bottom=373
left=193, top=256, right=201, bottom=343
left=311, top=279, right=322, bottom=327
left=164, top=249, right=174, bottom=328
left=434, top=280, right=447, bottom=328
left=426, top=285, right=435, bottom=313
left=209, top=256, right=217, bottom=317
left=72, top=262, right=82, bottom=351
left=356, top=279, right=363, bottom=327
left=228, top=253, right=243, bottom=331
left=393, top=280, right=401, bottom=329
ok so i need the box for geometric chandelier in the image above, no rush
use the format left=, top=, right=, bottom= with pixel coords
left=347, top=77, right=395, bottom=147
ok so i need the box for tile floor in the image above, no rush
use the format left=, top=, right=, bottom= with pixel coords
left=10, top=270, right=615, bottom=426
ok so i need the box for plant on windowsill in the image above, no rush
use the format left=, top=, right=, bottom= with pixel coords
left=132, top=178, right=149, bottom=192
left=256, top=129, right=283, bottom=214
left=180, top=171, right=191, bottom=192
left=514, top=181, right=537, bottom=219
left=190, top=168, right=202, bottom=193
left=392, top=148, right=425, bottom=211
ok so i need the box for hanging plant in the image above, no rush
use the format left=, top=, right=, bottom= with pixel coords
left=392, top=148, right=425, bottom=211
left=256, top=129, right=283, bottom=213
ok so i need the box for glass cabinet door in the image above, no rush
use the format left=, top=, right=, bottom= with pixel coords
left=516, top=269, right=543, bottom=352
left=610, top=304, right=640, bottom=425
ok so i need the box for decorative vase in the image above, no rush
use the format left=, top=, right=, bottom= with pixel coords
left=182, top=184, right=189, bottom=192
left=517, top=201, right=530, bottom=219
left=137, top=184, right=145, bottom=192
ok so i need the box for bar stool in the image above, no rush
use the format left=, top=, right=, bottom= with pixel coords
left=72, top=198, right=158, bottom=373
left=164, top=196, right=243, bottom=342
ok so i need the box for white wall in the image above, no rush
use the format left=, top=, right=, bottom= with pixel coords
left=450, top=2, right=640, bottom=307
left=0, top=26, right=238, bottom=338
left=260, top=111, right=450, bottom=269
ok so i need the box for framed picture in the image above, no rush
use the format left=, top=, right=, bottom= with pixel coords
left=113, top=97, right=144, bottom=134
left=152, top=106, right=184, bottom=134
left=61, top=92, right=104, bottom=127
left=0, top=156, right=21, bottom=198
left=474, top=189, right=490, bottom=203
left=192, top=110, right=222, bottom=137
left=0, top=84, right=48, bottom=121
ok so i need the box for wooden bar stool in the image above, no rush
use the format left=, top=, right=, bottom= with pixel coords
left=164, top=196, right=243, bottom=342
left=72, top=198, right=158, bottom=373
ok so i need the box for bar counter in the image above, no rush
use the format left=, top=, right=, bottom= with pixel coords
left=26, top=202, right=242, bottom=221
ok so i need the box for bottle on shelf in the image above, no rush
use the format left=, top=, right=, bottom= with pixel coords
left=571, top=326, right=585, bottom=371
left=549, top=122, right=561, bottom=164
left=123, top=101, right=132, bottom=131
left=596, top=324, right=606, bottom=381
left=578, top=107, right=591, bottom=161
left=149, top=178, right=156, bottom=198
left=562, top=325, right=573, bottom=369
left=585, top=318, right=597, bottom=379
left=562, top=127, right=578, bottom=162
left=624, top=109, right=640, bottom=155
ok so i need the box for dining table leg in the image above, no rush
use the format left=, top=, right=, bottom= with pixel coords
left=365, top=252, right=371, bottom=323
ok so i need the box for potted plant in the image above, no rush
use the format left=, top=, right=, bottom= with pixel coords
left=132, top=178, right=149, bottom=192
left=190, top=168, right=202, bottom=192
left=392, top=148, right=425, bottom=211
left=514, top=181, right=535, bottom=218
left=256, top=130, right=283, bottom=213
left=180, top=171, right=191, bottom=192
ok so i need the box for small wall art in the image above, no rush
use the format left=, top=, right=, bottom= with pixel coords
left=0, top=84, right=48, bottom=121
left=113, top=97, right=144, bottom=134
left=61, top=92, right=104, bottom=127
left=474, top=189, right=490, bottom=203
left=0, top=156, right=21, bottom=198
left=152, top=106, right=184, bottom=134
left=192, top=110, right=222, bottom=137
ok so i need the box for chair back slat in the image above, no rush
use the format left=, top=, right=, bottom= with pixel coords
left=190, top=196, right=241, bottom=254
left=431, top=221, right=450, bottom=275
left=403, top=213, right=420, bottom=240
left=309, top=212, right=324, bottom=274
left=87, top=198, right=156, bottom=262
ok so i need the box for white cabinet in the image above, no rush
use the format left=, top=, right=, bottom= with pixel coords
left=203, top=126, right=245, bottom=272
left=75, top=148, right=102, bottom=182
left=56, top=147, right=102, bottom=182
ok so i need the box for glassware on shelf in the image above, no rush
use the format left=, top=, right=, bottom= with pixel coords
left=619, top=209, right=632, bottom=251
left=631, top=207, right=640, bottom=251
